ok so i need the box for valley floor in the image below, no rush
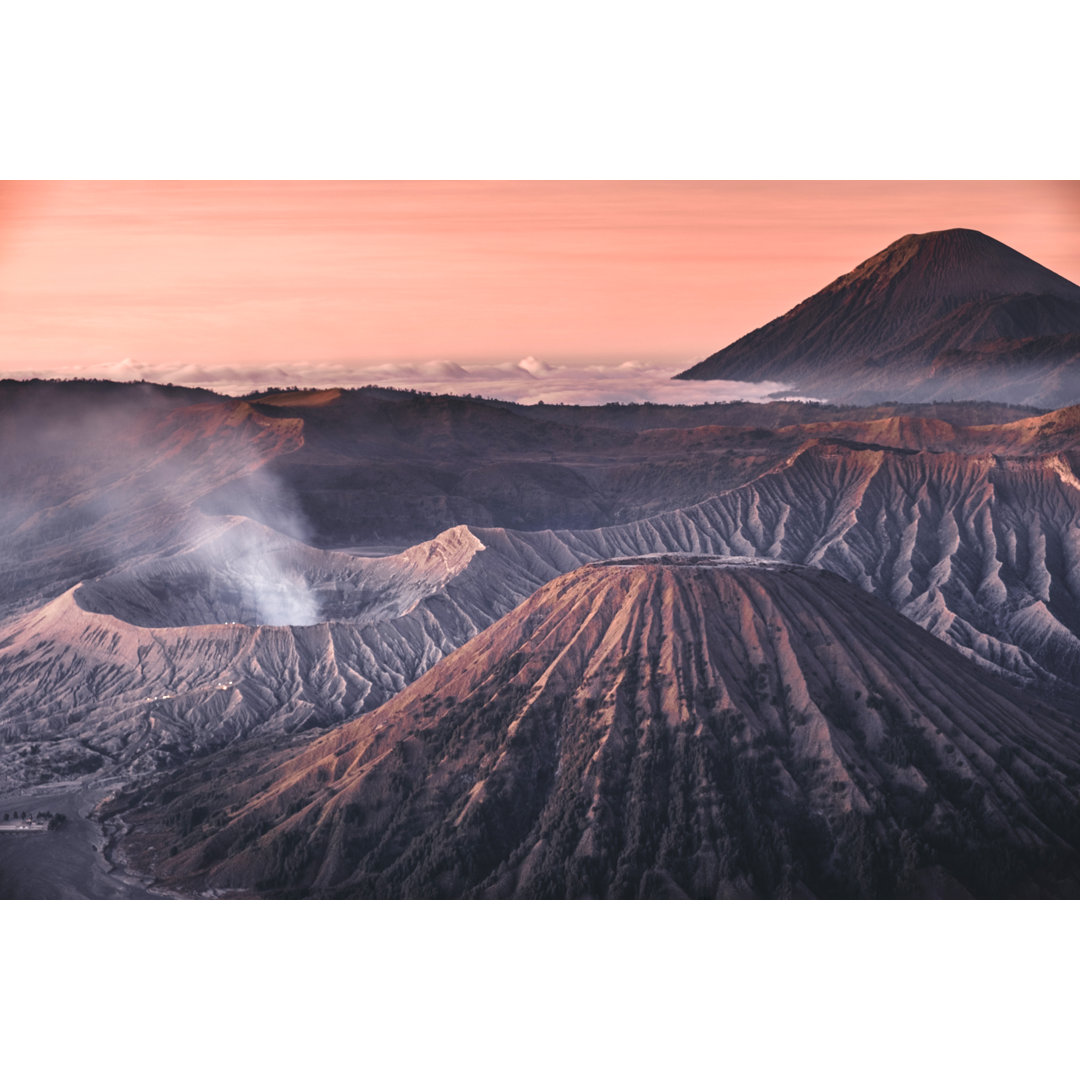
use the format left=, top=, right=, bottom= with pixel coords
left=0, top=782, right=170, bottom=900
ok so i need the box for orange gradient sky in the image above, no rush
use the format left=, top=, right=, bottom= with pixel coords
left=1, top=180, right=1078, bottom=393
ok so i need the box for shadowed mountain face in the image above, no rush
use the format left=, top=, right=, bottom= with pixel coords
left=217, top=389, right=1037, bottom=547
left=676, top=229, right=1080, bottom=406
left=108, top=559, right=1080, bottom=899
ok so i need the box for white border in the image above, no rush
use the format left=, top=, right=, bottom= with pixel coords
left=3, top=4, right=1076, bottom=1078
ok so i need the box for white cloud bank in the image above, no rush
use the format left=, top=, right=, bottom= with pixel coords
left=7, top=356, right=792, bottom=406
left=326, top=357, right=794, bottom=406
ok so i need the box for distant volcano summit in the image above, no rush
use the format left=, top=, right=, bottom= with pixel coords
left=677, top=228, right=1080, bottom=406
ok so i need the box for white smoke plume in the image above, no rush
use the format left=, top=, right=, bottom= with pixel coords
left=198, top=470, right=324, bottom=627
left=0, top=382, right=324, bottom=628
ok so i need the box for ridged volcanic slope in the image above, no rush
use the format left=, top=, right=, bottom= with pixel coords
left=113, top=557, right=1080, bottom=899
left=11, top=429, right=1080, bottom=790
left=479, top=436, right=1080, bottom=693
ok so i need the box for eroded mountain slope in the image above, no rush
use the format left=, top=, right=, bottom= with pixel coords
left=475, top=434, right=1080, bottom=692
left=108, top=558, right=1080, bottom=899
left=8, top=427, right=1080, bottom=791
left=0, top=523, right=549, bottom=788
left=5, top=384, right=1080, bottom=797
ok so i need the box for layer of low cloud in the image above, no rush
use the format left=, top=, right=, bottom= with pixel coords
left=6, top=356, right=792, bottom=406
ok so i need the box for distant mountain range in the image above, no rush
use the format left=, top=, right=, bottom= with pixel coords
left=677, top=228, right=1080, bottom=406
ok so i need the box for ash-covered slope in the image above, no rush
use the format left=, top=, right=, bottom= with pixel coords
left=481, top=421, right=1080, bottom=695
left=0, top=523, right=551, bottom=790
left=5, top=380, right=1080, bottom=801
left=111, top=557, right=1080, bottom=899
left=11, top=412, right=1080, bottom=792
left=677, top=229, right=1080, bottom=406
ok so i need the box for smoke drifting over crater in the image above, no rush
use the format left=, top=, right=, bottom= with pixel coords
left=195, top=471, right=325, bottom=627
left=0, top=382, right=324, bottom=629
left=242, top=569, right=320, bottom=627
left=76, top=517, right=338, bottom=630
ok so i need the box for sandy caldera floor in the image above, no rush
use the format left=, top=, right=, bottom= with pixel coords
left=0, top=781, right=171, bottom=900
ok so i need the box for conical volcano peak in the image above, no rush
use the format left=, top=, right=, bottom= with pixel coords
left=888, top=227, right=1008, bottom=253
left=677, top=228, right=1080, bottom=403
left=876, top=228, right=1001, bottom=262
left=827, top=227, right=1080, bottom=304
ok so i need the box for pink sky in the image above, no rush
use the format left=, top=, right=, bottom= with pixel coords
left=1, top=181, right=1078, bottom=397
